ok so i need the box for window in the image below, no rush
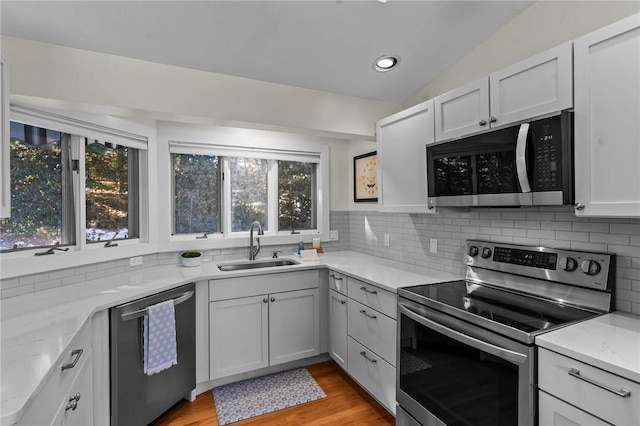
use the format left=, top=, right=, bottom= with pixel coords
left=169, top=138, right=328, bottom=240
left=172, top=153, right=220, bottom=234
left=85, top=139, right=140, bottom=243
left=230, top=157, right=268, bottom=232
left=1, top=107, right=148, bottom=254
left=0, top=123, right=72, bottom=250
left=278, top=160, right=316, bottom=231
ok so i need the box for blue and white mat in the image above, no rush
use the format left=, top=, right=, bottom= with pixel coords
left=212, top=368, right=326, bottom=425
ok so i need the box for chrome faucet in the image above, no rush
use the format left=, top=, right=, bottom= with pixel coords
left=249, top=221, right=264, bottom=260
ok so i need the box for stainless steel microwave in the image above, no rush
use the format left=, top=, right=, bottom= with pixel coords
left=427, top=111, right=574, bottom=208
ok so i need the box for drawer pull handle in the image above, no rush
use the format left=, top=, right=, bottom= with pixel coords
left=330, top=274, right=343, bottom=281
left=360, top=351, right=377, bottom=364
left=360, top=309, right=377, bottom=319
left=360, top=286, right=378, bottom=295
left=65, top=393, right=81, bottom=411
left=61, top=349, right=83, bottom=371
left=568, top=368, right=631, bottom=398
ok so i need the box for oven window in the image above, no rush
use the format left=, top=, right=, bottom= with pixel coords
left=476, top=149, right=519, bottom=194
left=432, top=155, right=473, bottom=196
left=399, top=313, right=518, bottom=426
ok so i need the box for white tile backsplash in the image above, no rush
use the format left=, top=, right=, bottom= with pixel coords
left=346, top=206, right=640, bottom=315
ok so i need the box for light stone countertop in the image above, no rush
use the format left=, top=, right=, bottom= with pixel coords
left=535, top=312, right=640, bottom=383
left=0, top=251, right=459, bottom=425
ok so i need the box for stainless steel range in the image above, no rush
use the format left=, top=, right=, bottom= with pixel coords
left=396, top=240, right=615, bottom=426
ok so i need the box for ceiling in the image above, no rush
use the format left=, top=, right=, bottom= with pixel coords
left=0, top=1, right=533, bottom=104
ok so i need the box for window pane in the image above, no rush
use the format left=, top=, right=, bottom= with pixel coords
left=85, top=140, right=138, bottom=242
left=230, top=157, right=268, bottom=232
left=173, top=154, right=220, bottom=234
left=0, top=122, right=64, bottom=251
left=278, top=161, right=316, bottom=230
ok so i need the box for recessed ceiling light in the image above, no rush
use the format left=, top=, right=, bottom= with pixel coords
left=374, top=55, right=400, bottom=72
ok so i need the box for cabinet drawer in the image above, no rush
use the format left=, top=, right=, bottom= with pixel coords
left=348, top=299, right=396, bottom=366
left=18, top=322, right=93, bottom=425
left=347, top=337, right=396, bottom=415
left=210, top=270, right=319, bottom=301
left=347, top=278, right=396, bottom=319
left=539, top=348, right=639, bottom=426
left=328, top=271, right=347, bottom=295
left=539, top=390, right=610, bottom=426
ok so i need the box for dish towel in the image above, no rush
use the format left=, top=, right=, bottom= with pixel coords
left=143, top=300, right=178, bottom=375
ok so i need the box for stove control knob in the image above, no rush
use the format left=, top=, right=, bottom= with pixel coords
left=481, top=247, right=492, bottom=259
left=581, top=260, right=601, bottom=276
left=468, top=246, right=479, bottom=257
left=559, top=256, right=578, bottom=272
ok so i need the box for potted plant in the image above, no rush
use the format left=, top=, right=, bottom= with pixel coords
left=180, top=251, right=202, bottom=267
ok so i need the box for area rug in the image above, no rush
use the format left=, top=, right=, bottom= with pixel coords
left=212, top=368, right=327, bottom=425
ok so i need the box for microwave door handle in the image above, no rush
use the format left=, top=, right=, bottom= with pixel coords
left=398, top=303, right=528, bottom=365
left=516, top=123, right=532, bottom=193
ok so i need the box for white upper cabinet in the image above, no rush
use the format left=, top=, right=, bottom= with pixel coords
left=376, top=99, right=436, bottom=213
left=573, top=13, right=640, bottom=217
left=1, top=53, right=9, bottom=218
left=490, top=42, right=573, bottom=127
left=434, top=77, right=490, bottom=142
left=435, top=42, right=573, bottom=142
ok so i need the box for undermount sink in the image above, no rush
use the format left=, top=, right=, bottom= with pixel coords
left=217, top=259, right=300, bottom=271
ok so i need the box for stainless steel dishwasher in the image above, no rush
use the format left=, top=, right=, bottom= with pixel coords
left=110, top=283, right=196, bottom=426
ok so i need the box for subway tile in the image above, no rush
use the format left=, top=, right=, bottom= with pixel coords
left=526, top=229, right=556, bottom=239
left=501, top=212, right=527, bottom=220
left=590, top=233, right=629, bottom=245
left=514, top=220, right=541, bottom=229
left=570, top=241, right=608, bottom=252
left=513, top=237, right=540, bottom=246
left=526, top=212, right=556, bottom=221
left=572, top=222, right=610, bottom=233
left=491, top=220, right=514, bottom=228
left=607, top=244, right=640, bottom=258
left=541, top=221, right=572, bottom=231
left=19, top=273, right=49, bottom=286
left=555, top=212, right=588, bottom=222
left=610, top=223, right=640, bottom=235
left=555, top=231, right=589, bottom=242
left=34, top=279, right=62, bottom=292
left=502, top=228, right=527, bottom=237
left=2, top=284, right=34, bottom=298
left=1, top=278, right=20, bottom=289
left=48, top=268, right=76, bottom=280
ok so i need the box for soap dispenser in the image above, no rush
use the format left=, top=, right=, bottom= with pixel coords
left=297, top=236, right=304, bottom=255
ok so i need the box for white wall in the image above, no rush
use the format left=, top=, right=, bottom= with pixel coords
left=405, top=1, right=640, bottom=106
left=0, top=36, right=400, bottom=138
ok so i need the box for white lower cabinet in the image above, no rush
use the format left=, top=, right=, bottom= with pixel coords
left=538, top=391, right=609, bottom=426
left=50, top=349, right=94, bottom=426
left=269, top=288, right=320, bottom=366
left=17, top=324, right=94, bottom=426
left=343, top=276, right=396, bottom=414
left=209, top=295, right=270, bottom=378
left=347, top=337, right=396, bottom=414
left=538, top=348, right=640, bottom=426
left=329, top=288, right=348, bottom=370
left=208, top=271, right=320, bottom=380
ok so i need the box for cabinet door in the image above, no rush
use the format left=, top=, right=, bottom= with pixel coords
left=490, top=42, right=573, bottom=127
left=377, top=99, right=436, bottom=213
left=209, top=295, right=269, bottom=379
left=539, top=391, right=610, bottom=426
left=574, top=13, right=640, bottom=217
left=434, top=77, right=489, bottom=142
left=329, top=289, right=348, bottom=370
left=1, top=53, right=9, bottom=218
left=269, top=288, right=320, bottom=366
left=63, top=349, right=94, bottom=426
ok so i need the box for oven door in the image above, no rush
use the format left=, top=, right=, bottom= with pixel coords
left=397, top=298, right=535, bottom=426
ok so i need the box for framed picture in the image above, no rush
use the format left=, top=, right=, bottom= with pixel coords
left=354, top=151, right=378, bottom=202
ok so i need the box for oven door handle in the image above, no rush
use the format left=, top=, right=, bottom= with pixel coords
left=398, top=303, right=528, bottom=365
left=516, top=122, right=531, bottom=193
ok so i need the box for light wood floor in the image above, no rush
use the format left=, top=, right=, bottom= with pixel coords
left=154, top=360, right=395, bottom=425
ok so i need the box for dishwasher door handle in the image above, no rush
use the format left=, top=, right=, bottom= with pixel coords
left=120, top=290, right=194, bottom=321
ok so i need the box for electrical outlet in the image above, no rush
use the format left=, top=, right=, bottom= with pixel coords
left=384, top=233, right=390, bottom=247
left=430, top=238, right=438, bottom=254
left=130, top=256, right=143, bottom=267
left=330, top=230, right=339, bottom=241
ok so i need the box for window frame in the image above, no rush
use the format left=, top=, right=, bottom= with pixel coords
left=1, top=106, right=153, bottom=274
left=164, top=124, right=330, bottom=247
